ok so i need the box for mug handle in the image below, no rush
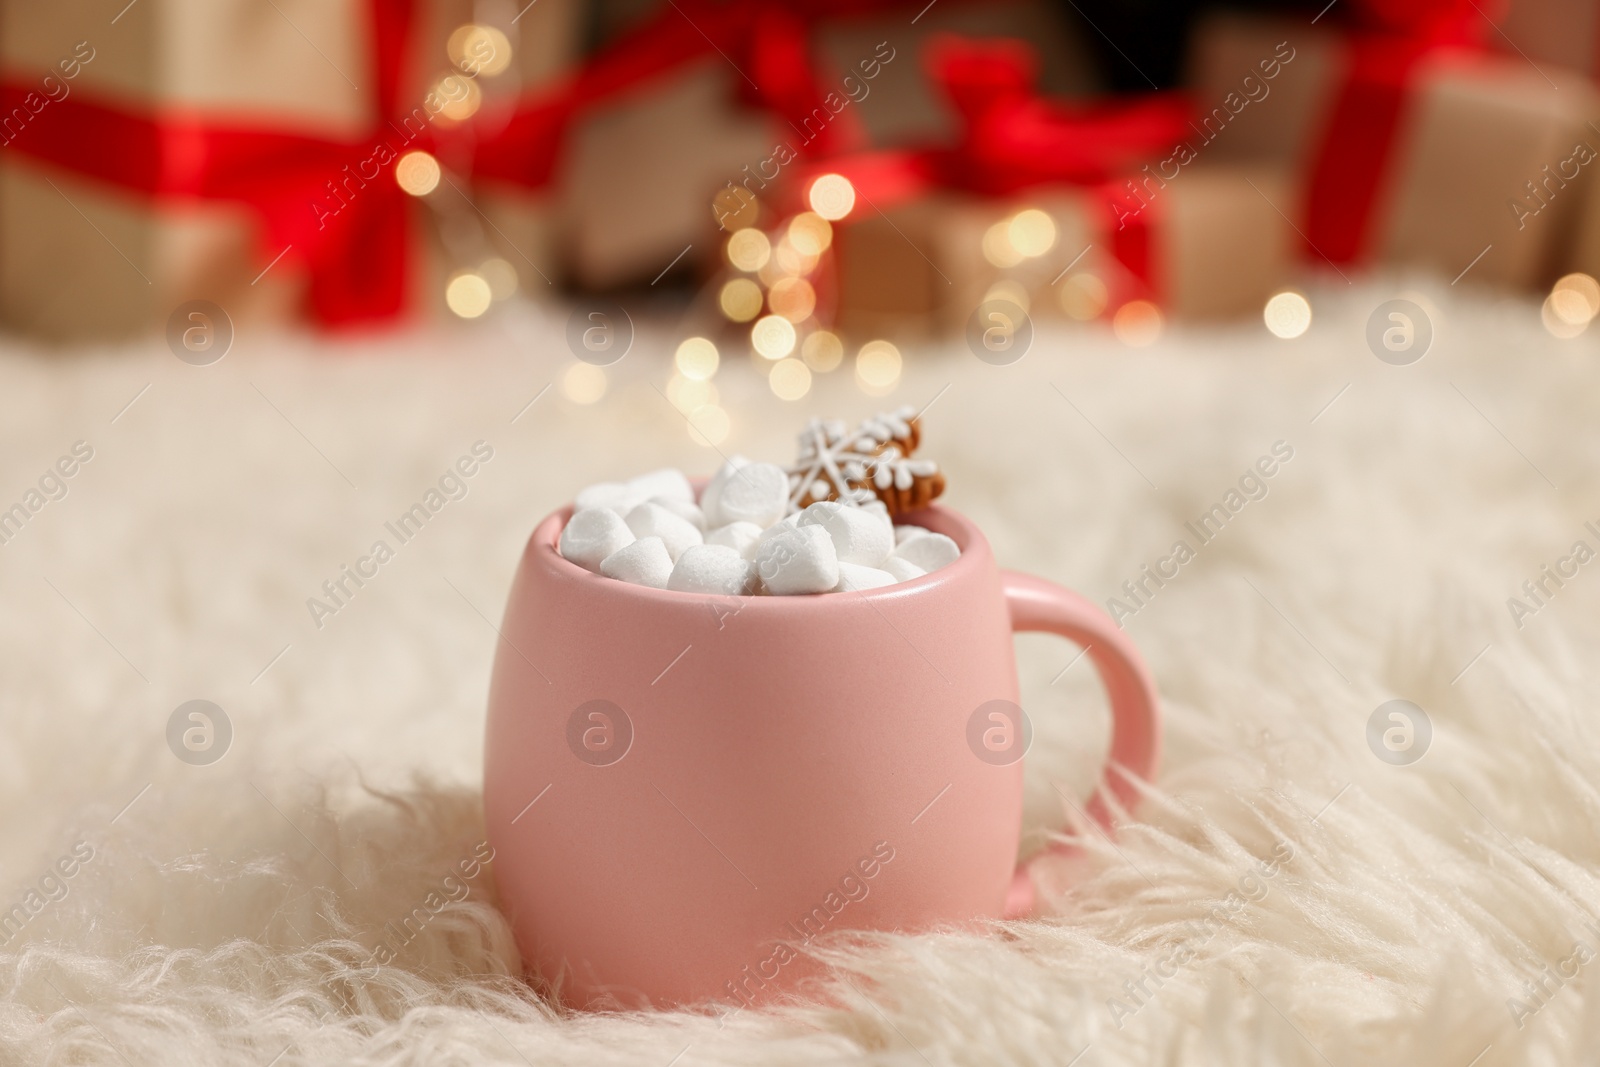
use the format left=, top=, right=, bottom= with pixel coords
left=999, top=570, right=1162, bottom=918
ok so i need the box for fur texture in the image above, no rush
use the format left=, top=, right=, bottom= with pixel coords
left=1, top=281, right=1597, bottom=1065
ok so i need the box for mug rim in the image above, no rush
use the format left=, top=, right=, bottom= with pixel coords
left=531, top=494, right=992, bottom=608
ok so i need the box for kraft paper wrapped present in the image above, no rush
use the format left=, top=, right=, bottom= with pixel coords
left=0, top=0, right=575, bottom=342
left=1187, top=9, right=1600, bottom=289
left=829, top=163, right=1295, bottom=336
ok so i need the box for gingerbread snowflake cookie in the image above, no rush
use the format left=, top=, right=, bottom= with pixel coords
left=785, top=406, right=946, bottom=516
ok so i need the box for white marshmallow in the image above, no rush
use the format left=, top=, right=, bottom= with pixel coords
left=797, top=501, right=893, bottom=567
left=883, top=556, right=927, bottom=583
left=559, top=508, right=635, bottom=572
left=706, top=521, right=764, bottom=560
left=707, top=462, right=789, bottom=529
left=628, top=467, right=694, bottom=504
left=891, top=531, right=960, bottom=573
left=757, top=512, right=801, bottom=545
left=859, top=499, right=893, bottom=530
left=599, top=536, right=673, bottom=589
left=575, top=481, right=646, bottom=514
left=698, top=455, right=750, bottom=518
left=624, top=502, right=703, bottom=562
left=895, top=524, right=932, bottom=546
left=755, top=524, right=839, bottom=595
left=834, top=562, right=897, bottom=592
left=650, top=496, right=706, bottom=530
left=668, top=544, right=760, bottom=595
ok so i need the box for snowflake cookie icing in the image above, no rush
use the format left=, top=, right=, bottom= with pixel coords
left=785, top=406, right=946, bottom=516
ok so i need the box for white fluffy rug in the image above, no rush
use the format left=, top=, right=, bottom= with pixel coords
left=3, top=277, right=1599, bottom=1066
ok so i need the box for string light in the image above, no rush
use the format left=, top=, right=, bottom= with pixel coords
left=787, top=212, right=833, bottom=255
left=768, top=277, right=816, bottom=323
left=771, top=239, right=818, bottom=277
left=855, top=339, right=901, bottom=394
left=1007, top=209, right=1056, bottom=258
left=802, top=330, right=844, bottom=372
left=395, top=151, right=441, bottom=196
left=445, top=272, right=492, bottom=318
left=1547, top=273, right=1600, bottom=333
left=674, top=336, right=719, bottom=380
left=562, top=363, right=606, bottom=404
left=1263, top=291, right=1312, bottom=339
left=1059, top=272, right=1107, bottom=320
left=667, top=373, right=718, bottom=410
left=688, top=403, right=731, bottom=447
left=727, top=229, right=771, bottom=272
left=433, top=75, right=482, bottom=123
left=751, top=315, right=797, bottom=359
left=982, top=220, right=1024, bottom=268
left=719, top=278, right=764, bottom=322
left=769, top=358, right=812, bottom=400
left=808, top=174, right=856, bottom=220
left=1112, top=300, right=1163, bottom=346
left=983, top=279, right=1030, bottom=313
left=447, top=24, right=513, bottom=77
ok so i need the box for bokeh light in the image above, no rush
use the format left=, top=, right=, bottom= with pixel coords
left=674, top=336, right=719, bottom=380
left=444, top=272, right=491, bottom=318
left=1549, top=273, right=1600, bottom=328
left=688, top=403, right=730, bottom=447
left=1263, top=291, right=1312, bottom=339
left=801, top=330, right=844, bottom=372
left=1059, top=273, right=1107, bottom=320
left=727, top=229, right=771, bottom=272
left=434, top=75, right=482, bottom=123
left=982, top=220, right=1024, bottom=269
left=808, top=174, right=856, bottom=220
left=447, top=24, right=513, bottom=76
left=768, top=277, right=817, bottom=323
left=395, top=151, right=440, bottom=196
left=856, top=339, right=901, bottom=393
left=1007, top=209, right=1057, bottom=258
left=787, top=212, right=834, bottom=256
left=719, top=278, right=764, bottom=322
left=751, top=315, right=797, bottom=359
left=1112, top=300, right=1164, bottom=346
left=769, top=358, right=812, bottom=400
left=667, top=373, right=718, bottom=411
left=562, top=363, right=606, bottom=404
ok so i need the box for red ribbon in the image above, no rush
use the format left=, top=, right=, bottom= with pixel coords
left=0, top=0, right=869, bottom=327
left=1301, top=0, right=1497, bottom=264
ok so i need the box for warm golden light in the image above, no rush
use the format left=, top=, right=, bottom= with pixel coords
left=667, top=373, right=718, bottom=411
left=801, top=330, right=844, bottom=372
left=770, top=238, right=818, bottom=278
left=1543, top=293, right=1590, bottom=338
left=808, top=174, right=856, bottom=220
left=1007, top=209, right=1057, bottom=258
left=445, top=272, right=492, bottom=318
left=726, top=228, right=771, bottom=272
left=688, top=403, right=731, bottom=447
left=787, top=212, right=834, bottom=256
left=984, top=279, right=1030, bottom=313
left=562, top=363, right=607, bottom=404
left=768, top=277, right=817, bottom=323
left=674, top=336, right=719, bottom=380
left=1550, top=273, right=1600, bottom=326
left=769, top=358, right=812, bottom=400
left=448, top=24, right=513, bottom=76
left=751, top=315, right=797, bottom=359
left=718, top=278, right=764, bottom=322
left=1263, top=291, right=1312, bottom=339
left=1112, top=300, right=1164, bottom=346
left=712, top=187, right=759, bottom=230
left=1059, top=272, right=1107, bottom=320
left=434, top=75, right=482, bottom=123
left=395, top=151, right=441, bottom=196
left=855, top=339, right=902, bottom=393
left=982, top=219, right=1024, bottom=269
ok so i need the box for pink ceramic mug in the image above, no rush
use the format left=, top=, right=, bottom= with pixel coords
left=485, top=495, right=1159, bottom=1009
